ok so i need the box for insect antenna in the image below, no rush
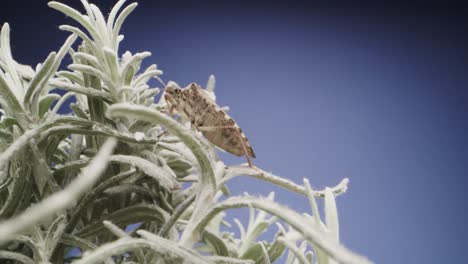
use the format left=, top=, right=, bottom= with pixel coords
left=154, top=75, right=167, bottom=88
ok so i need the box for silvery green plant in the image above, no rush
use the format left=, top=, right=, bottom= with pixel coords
left=0, top=1, right=372, bottom=263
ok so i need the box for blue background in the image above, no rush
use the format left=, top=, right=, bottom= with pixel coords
left=2, top=1, right=468, bottom=263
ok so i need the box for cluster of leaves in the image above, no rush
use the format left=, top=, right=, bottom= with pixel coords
left=0, top=1, right=372, bottom=264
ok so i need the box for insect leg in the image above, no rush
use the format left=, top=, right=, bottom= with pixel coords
left=197, top=125, right=254, bottom=168
left=163, top=94, right=177, bottom=115
left=196, top=126, right=237, bottom=130
left=238, top=132, right=254, bottom=168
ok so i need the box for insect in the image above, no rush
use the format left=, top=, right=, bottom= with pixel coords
left=164, top=82, right=256, bottom=167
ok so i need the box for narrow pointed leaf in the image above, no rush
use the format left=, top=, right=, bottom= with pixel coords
left=202, top=230, right=230, bottom=257
left=0, top=138, right=116, bottom=244
left=24, top=52, right=57, bottom=109
left=324, top=187, right=340, bottom=242
left=38, top=93, right=61, bottom=118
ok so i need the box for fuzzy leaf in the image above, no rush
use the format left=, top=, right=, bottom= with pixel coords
left=0, top=72, right=25, bottom=121
left=0, top=250, right=34, bottom=264
left=110, top=154, right=179, bottom=190
left=240, top=242, right=264, bottom=262
left=325, top=187, right=339, bottom=242
left=70, top=102, right=89, bottom=119
left=107, top=104, right=216, bottom=190
left=267, top=234, right=286, bottom=263
left=75, top=204, right=168, bottom=238
left=107, top=0, right=127, bottom=35
left=38, top=93, right=61, bottom=118
left=203, top=230, right=230, bottom=257
left=112, top=3, right=138, bottom=49
left=0, top=116, right=18, bottom=128
left=23, top=52, right=57, bottom=110
left=60, top=233, right=97, bottom=250
left=193, top=196, right=372, bottom=264
left=138, top=230, right=215, bottom=264
left=207, top=256, right=254, bottom=264
left=56, top=70, right=84, bottom=85
left=30, top=34, right=77, bottom=113
left=48, top=2, right=100, bottom=41
left=0, top=126, right=43, bottom=182
left=0, top=138, right=116, bottom=244
left=0, top=129, right=12, bottom=142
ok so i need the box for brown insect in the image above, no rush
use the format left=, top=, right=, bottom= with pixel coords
left=164, top=82, right=256, bottom=167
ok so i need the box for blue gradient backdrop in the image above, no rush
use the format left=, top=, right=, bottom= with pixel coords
left=2, top=1, right=468, bottom=263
